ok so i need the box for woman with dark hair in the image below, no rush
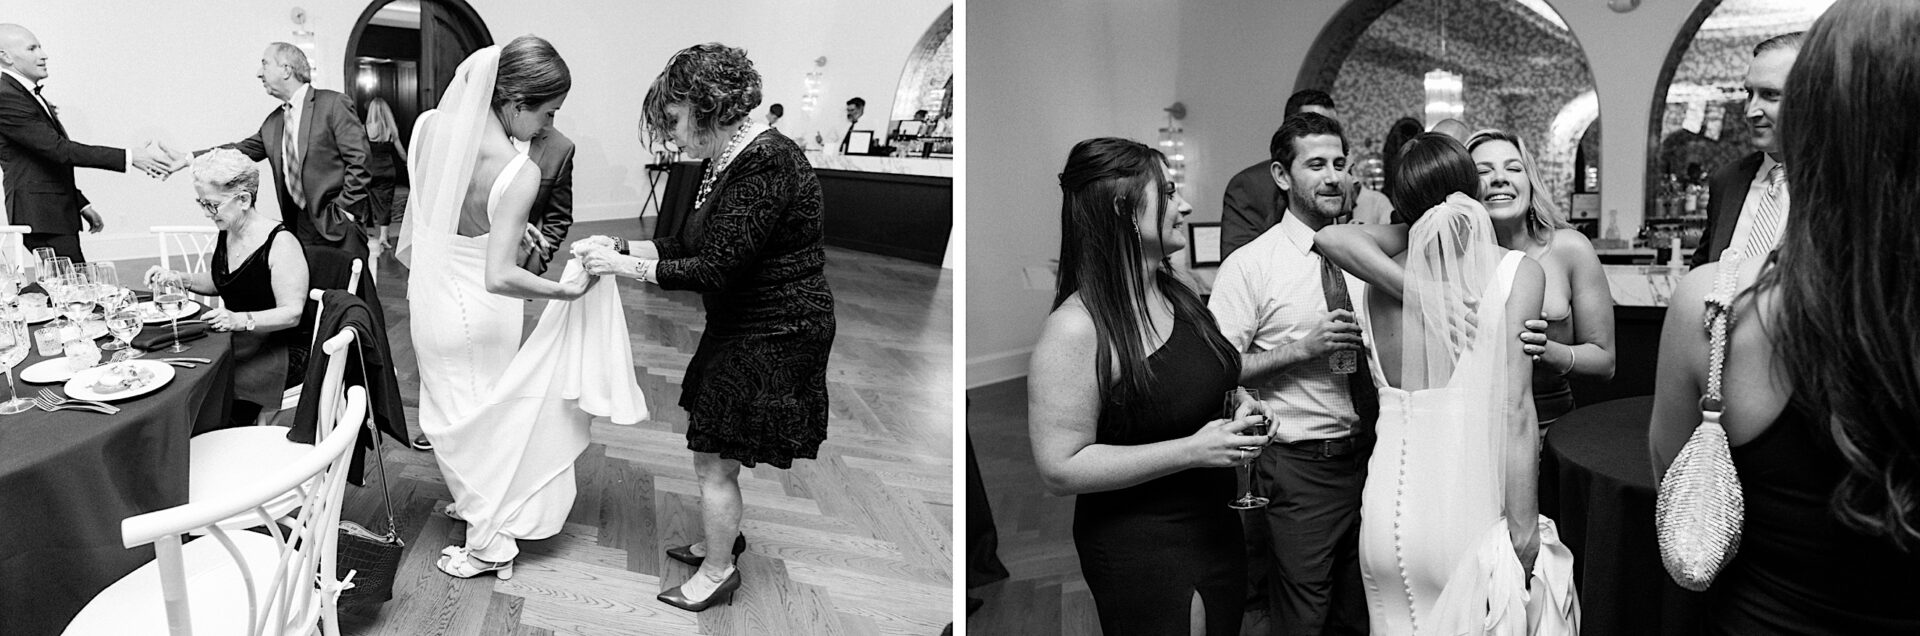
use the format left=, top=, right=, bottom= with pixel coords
left=1341, top=133, right=1573, bottom=632
left=1650, top=0, right=1920, bottom=631
left=1379, top=117, right=1424, bottom=196
left=1319, top=129, right=1613, bottom=429
left=402, top=35, right=645, bottom=581
left=1027, top=137, right=1266, bottom=635
left=574, top=42, right=835, bottom=612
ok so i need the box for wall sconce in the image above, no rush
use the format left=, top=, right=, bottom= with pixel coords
left=1423, top=69, right=1465, bottom=129
left=291, top=7, right=320, bottom=80
left=1608, top=0, right=1640, bottom=13
left=356, top=65, right=378, bottom=93
left=801, top=56, right=827, bottom=114
left=1159, top=102, right=1188, bottom=187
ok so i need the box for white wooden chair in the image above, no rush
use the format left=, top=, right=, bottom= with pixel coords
left=186, top=325, right=355, bottom=532
left=0, top=224, right=33, bottom=271
left=61, top=387, right=367, bottom=636
left=277, top=261, right=361, bottom=417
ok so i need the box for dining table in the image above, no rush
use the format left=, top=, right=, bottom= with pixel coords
left=0, top=308, right=235, bottom=636
left=1539, top=395, right=1707, bottom=635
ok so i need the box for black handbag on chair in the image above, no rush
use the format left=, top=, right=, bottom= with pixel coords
left=335, top=341, right=405, bottom=608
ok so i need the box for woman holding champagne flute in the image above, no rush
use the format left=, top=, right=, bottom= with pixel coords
left=1026, top=137, right=1272, bottom=635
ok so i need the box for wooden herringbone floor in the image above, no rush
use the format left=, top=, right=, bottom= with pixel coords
left=335, top=219, right=953, bottom=636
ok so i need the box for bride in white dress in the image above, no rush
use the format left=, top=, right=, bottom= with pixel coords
left=397, top=37, right=648, bottom=578
left=1325, top=133, right=1579, bottom=635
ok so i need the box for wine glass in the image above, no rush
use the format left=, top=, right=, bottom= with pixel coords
left=154, top=281, right=191, bottom=353
left=30, top=248, right=55, bottom=284
left=0, top=320, right=32, bottom=415
left=106, top=310, right=143, bottom=359
left=0, top=267, right=20, bottom=321
left=1226, top=387, right=1273, bottom=510
left=57, top=274, right=94, bottom=324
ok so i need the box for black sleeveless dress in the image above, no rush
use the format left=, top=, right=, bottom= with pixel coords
left=1073, top=313, right=1244, bottom=635
left=1706, top=401, right=1920, bottom=634
left=211, top=225, right=309, bottom=407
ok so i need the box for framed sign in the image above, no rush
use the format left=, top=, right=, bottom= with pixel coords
left=846, top=130, right=875, bottom=154
left=1189, top=222, right=1223, bottom=267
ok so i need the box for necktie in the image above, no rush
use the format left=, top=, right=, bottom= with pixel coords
left=281, top=103, right=305, bottom=203
left=840, top=124, right=855, bottom=153
left=1315, top=248, right=1379, bottom=440
left=1738, top=163, right=1787, bottom=259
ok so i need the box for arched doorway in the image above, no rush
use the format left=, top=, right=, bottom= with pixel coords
left=1642, top=0, right=1832, bottom=233
left=342, top=0, right=492, bottom=144
left=1300, top=0, right=1598, bottom=228
left=887, top=5, right=953, bottom=158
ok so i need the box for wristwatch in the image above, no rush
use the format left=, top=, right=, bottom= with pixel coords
left=242, top=313, right=257, bottom=332
left=613, top=237, right=630, bottom=255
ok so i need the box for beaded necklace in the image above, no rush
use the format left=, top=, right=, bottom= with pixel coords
left=693, top=122, right=765, bottom=210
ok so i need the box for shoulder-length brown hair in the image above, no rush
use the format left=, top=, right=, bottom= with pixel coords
left=642, top=43, right=763, bottom=150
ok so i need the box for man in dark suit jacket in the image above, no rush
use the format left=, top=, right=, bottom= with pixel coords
left=516, top=126, right=576, bottom=276
left=201, top=42, right=371, bottom=262
left=1690, top=32, right=1802, bottom=268
left=0, top=24, right=174, bottom=259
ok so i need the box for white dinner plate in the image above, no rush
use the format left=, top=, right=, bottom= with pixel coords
left=136, top=300, right=202, bottom=324
left=19, top=358, right=78, bottom=384
left=19, top=306, right=58, bottom=324
left=64, top=360, right=175, bottom=402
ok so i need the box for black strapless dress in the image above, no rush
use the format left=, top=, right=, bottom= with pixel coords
left=1073, top=313, right=1244, bottom=635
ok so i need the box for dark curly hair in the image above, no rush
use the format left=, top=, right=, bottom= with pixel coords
left=494, top=35, right=570, bottom=110
left=643, top=43, right=764, bottom=148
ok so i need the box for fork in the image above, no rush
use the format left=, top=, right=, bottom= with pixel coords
left=32, top=396, right=114, bottom=415
left=38, top=388, right=120, bottom=414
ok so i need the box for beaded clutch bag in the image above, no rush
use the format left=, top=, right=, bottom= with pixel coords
left=1655, top=255, right=1747, bottom=591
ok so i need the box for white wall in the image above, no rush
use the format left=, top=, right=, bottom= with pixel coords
left=970, top=0, right=1715, bottom=386
left=965, top=0, right=1179, bottom=388
left=8, top=0, right=948, bottom=261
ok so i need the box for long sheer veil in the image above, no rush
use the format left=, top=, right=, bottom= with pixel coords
left=1400, top=195, right=1519, bottom=497
left=395, top=45, right=502, bottom=268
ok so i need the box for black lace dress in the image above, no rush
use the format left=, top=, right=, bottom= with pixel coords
left=655, top=130, right=835, bottom=469
left=1074, top=313, right=1245, bottom=635
left=211, top=225, right=309, bottom=410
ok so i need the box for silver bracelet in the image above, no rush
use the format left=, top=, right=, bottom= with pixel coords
left=1559, top=345, right=1578, bottom=377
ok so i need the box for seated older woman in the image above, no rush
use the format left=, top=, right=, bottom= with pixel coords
left=148, top=148, right=311, bottom=427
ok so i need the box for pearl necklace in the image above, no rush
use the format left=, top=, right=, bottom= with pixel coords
left=693, top=122, right=765, bottom=210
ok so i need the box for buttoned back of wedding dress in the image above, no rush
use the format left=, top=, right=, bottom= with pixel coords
left=1353, top=249, right=1579, bottom=636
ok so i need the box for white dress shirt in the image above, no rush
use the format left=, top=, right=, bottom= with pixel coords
left=1207, top=213, right=1362, bottom=443
left=1724, top=153, right=1790, bottom=259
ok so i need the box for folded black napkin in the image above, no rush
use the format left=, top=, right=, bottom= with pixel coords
left=133, top=322, right=209, bottom=351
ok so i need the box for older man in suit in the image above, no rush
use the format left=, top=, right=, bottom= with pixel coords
left=0, top=24, right=174, bottom=260
left=1691, top=31, right=1803, bottom=267
left=200, top=42, right=371, bottom=262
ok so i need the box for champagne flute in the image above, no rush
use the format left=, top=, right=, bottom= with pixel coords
left=0, top=320, right=32, bottom=415
left=1226, top=387, right=1273, bottom=510
left=106, top=310, right=143, bottom=359
left=155, top=281, right=191, bottom=353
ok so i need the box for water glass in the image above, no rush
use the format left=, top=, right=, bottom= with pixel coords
left=63, top=337, right=100, bottom=372
left=0, top=320, right=32, bottom=415
left=107, top=310, right=143, bottom=359
left=30, top=248, right=55, bottom=283
left=39, top=256, right=72, bottom=290
left=32, top=325, right=62, bottom=357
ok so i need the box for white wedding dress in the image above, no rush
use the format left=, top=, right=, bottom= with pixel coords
left=399, top=47, right=648, bottom=564
left=1351, top=208, right=1579, bottom=636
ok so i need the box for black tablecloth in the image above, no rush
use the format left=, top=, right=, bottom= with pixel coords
left=0, top=332, right=234, bottom=636
left=1540, top=395, right=1704, bottom=635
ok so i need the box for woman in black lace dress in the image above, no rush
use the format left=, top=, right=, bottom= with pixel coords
left=578, top=43, right=834, bottom=613
left=1650, top=1, right=1920, bottom=632
left=1028, top=138, right=1270, bottom=635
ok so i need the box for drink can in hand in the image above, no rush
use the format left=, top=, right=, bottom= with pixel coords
left=1329, top=350, right=1358, bottom=374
